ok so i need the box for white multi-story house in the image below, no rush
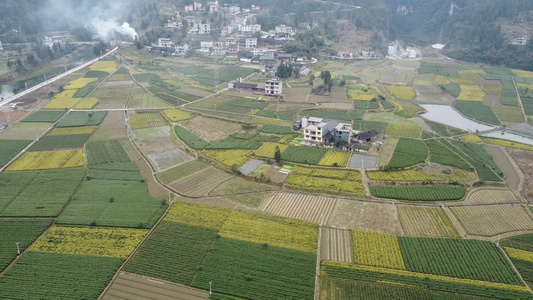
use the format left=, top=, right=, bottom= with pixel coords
left=225, top=37, right=237, bottom=46
left=241, top=24, right=261, bottom=34
left=200, top=41, right=213, bottom=53
left=245, top=38, right=257, bottom=48
left=190, top=23, right=211, bottom=35
left=213, top=42, right=225, bottom=56
left=157, top=38, right=173, bottom=47
left=265, top=78, right=282, bottom=96
left=208, top=0, right=219, bottom=12
left=221, top=26, right=233, bottom=36
left=174, top=44, right=189, bottom=56
left=302, top=117, right=336, bottom=143
left=388, top=41, right=398, bottom=56
left=512, top=36, right=527, bottom=45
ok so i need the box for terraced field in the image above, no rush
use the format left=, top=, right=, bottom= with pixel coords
left=463, top=189, right=523, bottom=205
left=259, top=192, right=337, bottom=224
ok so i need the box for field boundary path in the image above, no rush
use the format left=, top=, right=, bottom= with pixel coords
left=512, top=76, right=529, bottom=122
left=314, top=225, right=322, bottom=300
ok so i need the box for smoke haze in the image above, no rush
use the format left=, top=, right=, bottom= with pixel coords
left=0, top=85, right=14, bottom=101
left=42, top=0, right=137, bottom=40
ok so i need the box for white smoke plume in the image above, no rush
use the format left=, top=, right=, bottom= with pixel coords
left=42, top=0, right=138, bottom=41
left=0, top=85, right=14, bottom=101
left=92, top=18, right=137, bottom=40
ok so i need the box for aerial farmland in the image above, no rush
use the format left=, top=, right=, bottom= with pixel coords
left=1, top=35, right=533, bottom=300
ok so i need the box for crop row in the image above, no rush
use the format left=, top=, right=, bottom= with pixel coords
left=321, top=261, right=530, bottom=299
left=129, top=113, right=166, bottom=130
left=64, top=77, right=98, bottom=90
left=425, top=140, right=472, bottom=169
left=48, top=126, right=98, bottom=136
left=368, top=168, right=475, bottom=182
left=205, top=137, right=262, bottom=150
left=74, top=97, right=99, bottom=109
left=385, top=123, right=422, bottom=138
left=481, top=137, right=533, bottom=151
left=86, top=140, right=131, bottom=165
left=254, top=142, right=288, bottom=158
left=370, top=186, right=467, bottom=201
left=259, top=124, right=294, bottom=135
left=56, top=111, right=107, bottom=127
left=165, top=201, right=233, bottom=230
left=292, top=165, right=361, bottom=180
left=90, top=60, right=118, bottom=73
left=457, top=85, right=485, bottom=101
left=454, top=100, right=501, bottom=126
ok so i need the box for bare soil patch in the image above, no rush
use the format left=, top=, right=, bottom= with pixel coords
left=507, top=148, right=533, bottom=201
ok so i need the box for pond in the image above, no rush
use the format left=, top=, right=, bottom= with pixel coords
left=480, top=130, right=533, bottom=146
left=419, top=104, right=495, bottom=132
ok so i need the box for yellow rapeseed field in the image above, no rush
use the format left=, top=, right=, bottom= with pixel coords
left=48, top=126, right=98, bottom=136
left=367, top=168, right=475, bottom=182
left=165, top=201, right=232, bottom=230
left=44, top=90, right=81, bottom=109
left=384, top=86, right=416, bottom=100
left=64, top=78, right=97, bottom=90
left=458, top=134, right=482, bottom=143
left=220, top=211, right=318, bottom=253
left=346, top=89, right=375, bottom=101
left=516, top=83, right=533, bottom=90
left=512, top=70, right=533, bottom=78
left=254, top=142, right=288, bottom=158
left=385, top=123, right=422, bottom=138
left=481, top=137, right=533, bottom=151
left=31, top=226, right=148, bottom=258
left=504, top=247, right=533, bottom=263
left=352, top=230, right=406, bottom=270
left=457, top=85, right=485, bottom=101
left=90, top=61, right=118, bottom=73
left=202, top=149, right=251, bottom=166
left=318, top=150, right=350, bottom=167
left=163, top=109, right=194, bottom=122
left=75, top=97, right=99, bottom=109
left=6, top=150, right=84, bottom=171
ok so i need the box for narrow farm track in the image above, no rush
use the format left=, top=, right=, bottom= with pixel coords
left=485, top=144, right=523, bottom=191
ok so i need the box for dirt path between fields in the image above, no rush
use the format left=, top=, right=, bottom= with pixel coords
left=485, top=144, right=523, bottom=191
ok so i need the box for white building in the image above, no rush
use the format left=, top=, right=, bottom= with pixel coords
left=241, top=24, right=261, bottom=34
left=208, top=0, right=219, bottom=13
left=228, top=5, right=240, bottom=14
left=512, top=36, right=527, bottom=45
left=265, top=78, right=282, bottom=96
left=200, top=41, right=213, bottom=53
left=213, top=42, right=225, bottom=56
left=174, top=44, right=189, bottom=56
left=190, top=23, right=211, bottom=35
left=157, top=38, right=173, bottom=47
left=245, top=38, right=257, bottom=48
left=388, top=41, right=398, bottom=56
left=0, top=40, right=4, bottom=52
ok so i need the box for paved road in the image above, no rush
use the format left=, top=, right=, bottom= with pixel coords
left=0, top=47, right=118, bottom=107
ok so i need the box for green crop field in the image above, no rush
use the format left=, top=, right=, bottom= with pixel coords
left=21, top=110, right=65, bottom=123
left=425, top=139, right=472, bottom=170
left=0, top=219, right=52, bottom=272
left=192, top=237, right=316, bottom=299
left=398, top=237, right=522, bottom=284
left=0, top=140, right=32, bottom=168
left=321, top=261, right=530, bottom=299
left=195, top=67, right=255, bottom=86
left=56, top=111, right=107, bottom=127
left=281, top=146, right=328, bottom=165
left=387, top=138, right=427, bottom=168
left=29, top=134, right=91, bottom=151
left=57, top=172, right=166, bottom=228
left=0, top=168, right=85, bottom=217
left=73, top=85, right=95, bottom=98
left=0, top=252, right=123, bottom=300
left=370, top=186, right=467, bottom=201
left=124, top=221, right=219, bottom=284
left=450, top=140, right=504, bottom=177
left=86, top=140, right=131, bottom=166
left=174, top=125, right=210, bottom=149
left=454, top=101, right=501, bottom=126
left=439, top=139, right=502, bottom=181
left=259, top=124, right=294, bottom=134
left=352, top=120, right=388, bottom=133
left=206, top=137, right=262, bottom=150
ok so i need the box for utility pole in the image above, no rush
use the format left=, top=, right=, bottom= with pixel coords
left=16, top=242, right=20, bottom=255
left=209, top=281, right=212, bottom=295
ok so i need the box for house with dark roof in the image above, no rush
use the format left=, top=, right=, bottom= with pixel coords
left=353, top=129, right=379, bottom=143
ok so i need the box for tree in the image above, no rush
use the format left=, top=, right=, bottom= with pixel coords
left=321, top=70, right=332, bottom=87
left=134, top=36, right=142, bottom=49
left=274, top=146, right=281, bottom=164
